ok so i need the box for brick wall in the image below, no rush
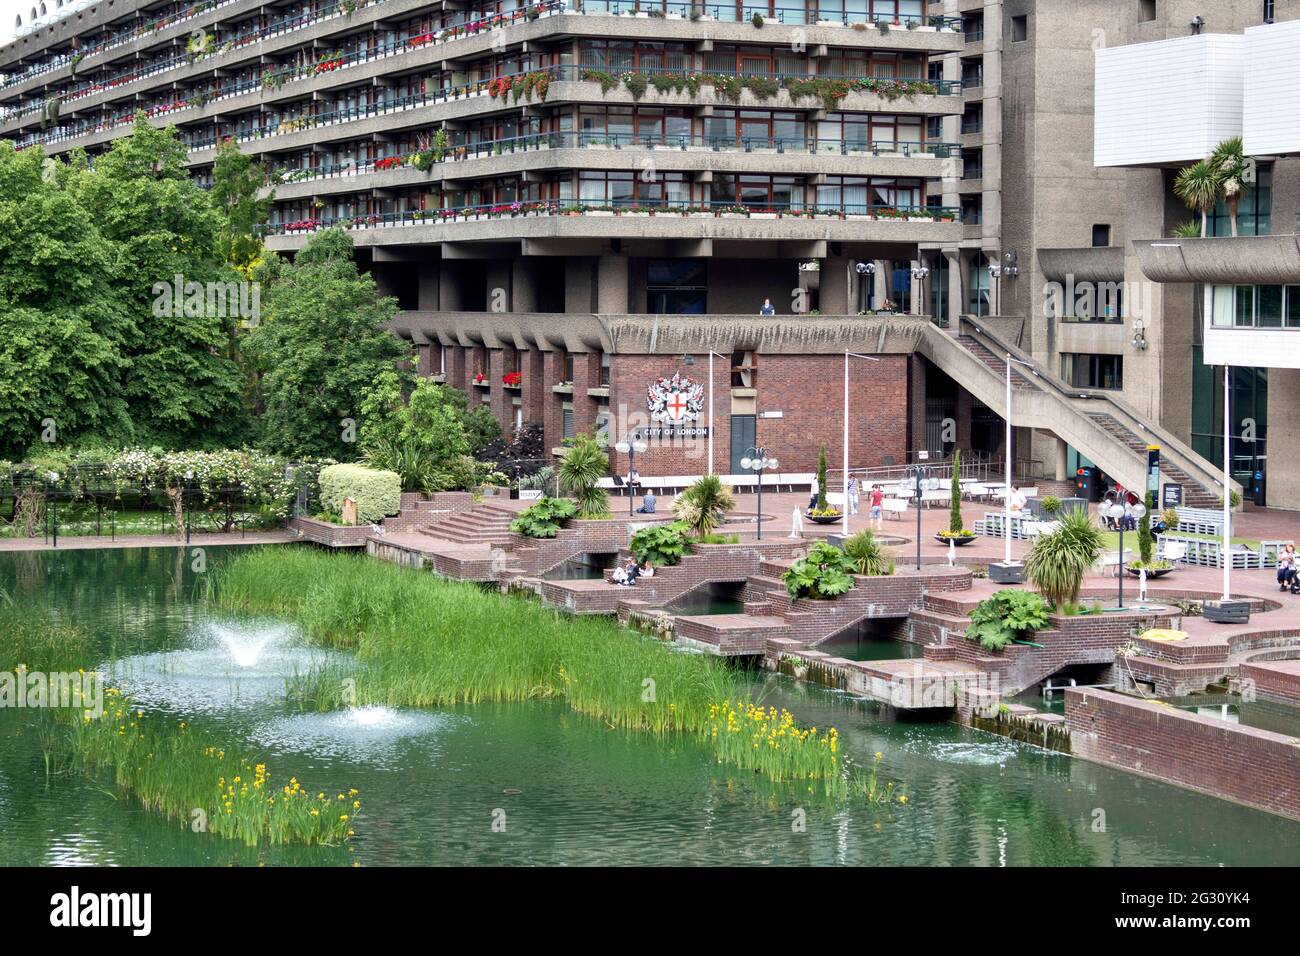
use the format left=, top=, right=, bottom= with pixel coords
left=1240, top=661, right=1300, bottom=707
left=1065, top=688, right=1300, bottom=822
left=417, top=348, right=912, bottom=475
left=909, top=603, right=1180, bottom=696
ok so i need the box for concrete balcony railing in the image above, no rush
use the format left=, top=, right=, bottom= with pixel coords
left=265, top=132, right=960, bottom=201
left=262, top=199, right=963, bottom=251
left=20, top=67, right=961, bottom=159
left=2, top=0, right=960, bottom=136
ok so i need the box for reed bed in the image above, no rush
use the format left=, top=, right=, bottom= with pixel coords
left=213, top=549, right=892, bottom=795
left=60, top=688, right=357, bottom=847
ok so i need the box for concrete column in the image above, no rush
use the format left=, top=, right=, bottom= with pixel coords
left=1054, top=437, right=1069, bottom=482
left=596, top=255, right=629, bottom=314
left=946, top=249, right=965, bottom=324
left=565, top=258, right=594, bottom=313
left=512, top=258, right=538, bottom=313
left=910, top=258, right=924, bottom=316
left=821, top=256, right=853, bottom=314
left=873, top=259, right=890, bottom=308
left=909, top=353, right=928, bottom=456
left=485, top=261, right=512, bottom=314
left=439, top=262, right=464, bottom=311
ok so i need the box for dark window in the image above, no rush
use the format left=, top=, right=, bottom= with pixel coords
left=647, top=259, right=708, bottom=314
left=1139, top=0, right=1156, bottom=23
left=1011, top=14, right=1028, bottom=41
left=729, top=415, right=756, bottom=475
left=1061, top=353, right=1124, bottom=390
left=1092, top=224, right=1111, bottom=247
left=961, top=148, right=983, bottom=179
left=1264, top=0, right=1275, bottom=23
left=731, top=350, right=757, bottom=388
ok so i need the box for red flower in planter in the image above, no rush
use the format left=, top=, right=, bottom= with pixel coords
left=473, top=372, right=488, bottom=384
left=502, top=371, right=522, bottom=386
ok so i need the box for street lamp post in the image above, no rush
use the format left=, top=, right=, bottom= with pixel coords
left=740, top=445, right=778, bottom=541
left=843, top=351, right=881, bottom=521
left=1222, top=363, right=1232, bottom=603
left=1104, top=499, right=1145, bottom=609
left=613, top=437, right=648, bottom=517
left=904, top=458, right=931, bottom=570
left=1001, top=352, right=1038, bottom=569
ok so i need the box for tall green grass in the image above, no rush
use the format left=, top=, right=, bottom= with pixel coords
left=213, top=549, right=886, bottom=792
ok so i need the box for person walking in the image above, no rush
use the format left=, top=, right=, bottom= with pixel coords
left=847, top=475, right=860, bottom=516
left=808, top=474, right=819, bottom=511
left=869, top=484, right=885, bottom=531
left=760, top=298, right=776, bottom=315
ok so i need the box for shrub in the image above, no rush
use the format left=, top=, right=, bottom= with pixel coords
left=949, top=449, right=964, bottom=534
left=783, top=542, right=857, bottom=600
left=318, top=463, right=401, bottom=523
left=843, top=531, right=893, bottom=576
left=630, top=522, right=691, bottom=566
left=751, top=12, right=764, bottom=27
left=813, top=444, right=837, bottom=513
left=1137, top=491, right=1155, bottom=564
left=966, top=590, right=1051, bottom=651
left=509, top=497, right=578, bottom=538
left=557, top=433, right=611, bottom=518
left=672, top=474, right=735, bottom=537
left=1041, top=495, right=1062, bottom=515
left=1024, top=508, right=1105, bottom=607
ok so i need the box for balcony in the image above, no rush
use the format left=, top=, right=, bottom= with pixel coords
left=266, top=130, right=961, bottom=200
left=1132, top=235, right=1300, bottom=285
left=1, top=0, right=961, bottom=130
left=16, top=59, right=963, bottom=156
left=261, top=198, right=963, bottom=252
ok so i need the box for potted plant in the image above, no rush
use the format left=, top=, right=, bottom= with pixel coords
left=966, top=590, right=1050, bottom=651
left=1129, top=490, right=1174, bottom=577
left=806, top=445, right=843, bottom=524
left=936, top=449, right=976, bottom=545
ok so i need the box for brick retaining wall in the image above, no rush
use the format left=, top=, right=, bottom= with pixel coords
left=1065, top=687, right=1300, bottom=822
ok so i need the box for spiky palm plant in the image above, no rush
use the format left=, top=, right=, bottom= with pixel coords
left=843, top=530, right=893, bottom=576
left=1210, top=136, right=1250, bottom=237
left=1172, top=220, right=1203, bottom=239
left=1024, top=508, right=1105, bottom=608
left=557, top=433, right=611, bottom=518
left=1174, top=160, right=1220, bottom=238
left=672, top=474, right=735, bottom=538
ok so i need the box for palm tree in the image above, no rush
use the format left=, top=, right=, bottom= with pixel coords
left=1173, top=160, right=1220, bottom=238
left=557, top=432, right=610, bottom=518
left=672, top=474, right=735, bottom=538
left=1024, top=508, right=1105, bottom=608
left=843, top=530, right=893, bottom=576
left=1210, top=136, right=1250, bottom=237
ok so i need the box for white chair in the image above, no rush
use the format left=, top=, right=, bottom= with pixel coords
left=882, top=499, right=909, bottom=520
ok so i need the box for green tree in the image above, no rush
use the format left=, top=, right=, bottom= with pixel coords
left=0, top=143, right=133, bottom=456
left=211, top=138, right=272, bottom=275
left=68, top=115, right=250, bottom=448
left=815, top=444, right=829, bottom=511
left=1173, top=159, right=1220, bottom=238
left=1210, top=137, right=1250, bottom=238
left=247, top=228, right=412, bottom=459
left=557, top=433, right=610, bottom=518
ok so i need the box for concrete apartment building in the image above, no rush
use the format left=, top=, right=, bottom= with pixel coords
left=2, top=0, right=1294, bottom=507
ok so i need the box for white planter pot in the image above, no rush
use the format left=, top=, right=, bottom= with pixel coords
left=587, top=210, right=614, bottom=217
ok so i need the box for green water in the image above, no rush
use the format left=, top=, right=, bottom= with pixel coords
left=3, top=546, right=1299, bottom=866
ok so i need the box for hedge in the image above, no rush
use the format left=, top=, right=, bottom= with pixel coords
left=318, top=463, right=401, bottom=523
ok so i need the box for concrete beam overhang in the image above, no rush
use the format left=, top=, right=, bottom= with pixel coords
left=1037, top=246, right=1125, bottom=285
left=1133, top=235, right=1300, bottom=285
left=388, top=311, right=930, bottom=356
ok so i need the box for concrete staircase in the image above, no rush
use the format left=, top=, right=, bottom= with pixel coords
left=918, top=320, right=1234, bottom=507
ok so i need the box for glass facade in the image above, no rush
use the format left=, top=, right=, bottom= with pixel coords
left=1191, top=352, right=1268, bottom=490
left=1207, top=164, right=1272, bottom=237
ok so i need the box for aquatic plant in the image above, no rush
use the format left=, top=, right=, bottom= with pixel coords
left=213, top=549, right=881, bottom=790
left=59, top=688, right=355, bottom=847
left=966, top=590, right=1051, bottom=651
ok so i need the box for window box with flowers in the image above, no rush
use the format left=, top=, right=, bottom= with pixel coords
left=502, top=372, right=522, bottom=389
left=473, top=372, right=490, bottom=387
